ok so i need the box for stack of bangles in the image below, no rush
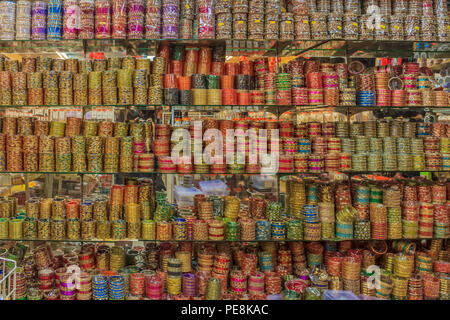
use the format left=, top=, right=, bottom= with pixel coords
left=0, top=52, right=448, bottom=107
left=3, top=238, right=448, bottom=300
left=0, top=116, right=449, bottom=173
left=1, top=176, right=448, bottom=242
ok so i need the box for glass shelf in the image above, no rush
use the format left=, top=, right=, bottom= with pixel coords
left=279, top=171, right=450, bottom=176
left=317, top=106, right=450, bottom=116
left=0, top=39, right=278, bottom=56
left=0, top=104, right=448, bottom=111
left=0, top=104, right=297, bottom=109
left=0, top=38, right=274, bottom=46
left=279, top=40, right=450, bottom=58
left=0, top=39, right=448, bottom=57
left=0, top=171, right=447, bottom=176
left=0, top=237, right=446, bottom=243
left=295, top=106, right=450, bottom=115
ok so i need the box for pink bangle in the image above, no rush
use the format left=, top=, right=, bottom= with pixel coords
left=77, top=290, right=91, bottom=295
left=248, top=286, right=264, bottom=291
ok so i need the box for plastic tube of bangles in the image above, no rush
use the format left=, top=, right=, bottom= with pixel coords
left=47, top=0, right=62, bottom=40
left=95, top=0, right=111, bottom=39
left=0, top=1, right=15, bottom=41
left=182, top=273, right=197, bottom=297
left=210, top=61, right=224, bottom=76
left=215, top=12, right=232, bottom=39
left=293, top=15, right=309, bottom=40
left=111, top=0, right=127, bottom=39
left=308, top=89, right=324, bottom=105
left=79, top=0, right=94, bottom=39
left=197, top=0, right=214, bottom=39
left=162, top=0, right=179, bottom=39
left=233, top=13, right=247, bottom=40
left=15, top=1, right=32, bottom=40
left=145, top=0, right=161, bottom=39
left=31, top=1, right=47, bottom=40
left=62, top=0, right=79, bottom=39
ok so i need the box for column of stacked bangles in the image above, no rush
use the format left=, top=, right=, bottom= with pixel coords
left=0, top=48, right=449, bottom=107
left=0, top=175, right=448, bottom=242
left=0, top=0, right=449, bottom=41
left=1, top=238, right=449, bottom=300
left=0, top=116, right=449, bottom=173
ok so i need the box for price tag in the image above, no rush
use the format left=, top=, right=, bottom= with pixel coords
left=286, top=21, right=291, bottom=24
left=447, top=25, right=450, bottom=30
left=353, top=22, right=358, bottom=27
left=380, top=24, right=386, bottom=29
left=185, top=4, right=189, bottom=9
left=303, top=20, right=309, bottom=24
left=238, top=21, right=244, bottom=24
left=270, top=21, right=276, bottom=24
left=255, top=19, right=261, bottom=23
left=218, top=23, right=224, bottom=27
left=337, top=26, right=342, bottom=30
left=394, top=25, right=400, bottom=30
left=311, top=21, right=316, bottom=25
left=415, top=26, right=420, bottom=30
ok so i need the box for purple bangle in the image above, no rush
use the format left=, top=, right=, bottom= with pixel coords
left=32, top=10, right=47, bottom=15
left=163, top=5, right=178, bottom=13
left=60, top=281, right=76, bottom=288
left=60, top=290, right=75, bottom=296
left=163, top=26, right=178, bottom=34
